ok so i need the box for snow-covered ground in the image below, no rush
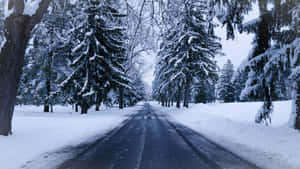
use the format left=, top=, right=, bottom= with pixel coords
left=0, top=104, right=142, bottom=169
left=151, top=101, right=300, bottom=169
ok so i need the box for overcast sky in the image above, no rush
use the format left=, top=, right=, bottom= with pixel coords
left=142, top=3, right=259, bottom=87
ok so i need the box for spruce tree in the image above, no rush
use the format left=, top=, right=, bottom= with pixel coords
left=215, top=0, right=299, bottom=126
left=217, top=59, right=235, bottom=103
left=193, top=79, right=216, bottom=104
left=240, top=0, right=298, bottom=125
left=154, top=0, right=221, bottom=108
left=61, top=0, right=130, bottom=113
left=232, top=67, right=248, bottom=102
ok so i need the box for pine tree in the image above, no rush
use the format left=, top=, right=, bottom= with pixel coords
left=60, top=0, right=130, bottom=114
left=154, top=0, right=221, bottom=108
left=221, top=0, right=300, bottom=126
left=232, top=67, right=248, bottom=102
left=123, top=69, right=146, bottom=106
left=17, top=1, right=69, bottom=112
left=217, top=59, right=235, bottom=102
left=193, top=79, right=216, bottom=104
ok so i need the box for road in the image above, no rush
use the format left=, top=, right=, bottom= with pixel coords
left=57, top=103, right=260, bottom=169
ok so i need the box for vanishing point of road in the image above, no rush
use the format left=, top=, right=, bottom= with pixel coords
left=57, top=103, right=260, bottom=169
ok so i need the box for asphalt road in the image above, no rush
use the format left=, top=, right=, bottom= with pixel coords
left=57, top=103, right=260, bottom=169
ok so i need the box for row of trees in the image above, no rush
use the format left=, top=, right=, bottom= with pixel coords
left=15, top=0, right=149, bottom=114
left=217, top=59, right=291, bottom=103
left=223, top=0, right=299, bottom=126
left=152, top=0, right=221, bottom=108
left=0, top=0, right=152, bottom=135
left=153, top=57, right=291, bottom=106
left=153, top=0, right=299, bottom=129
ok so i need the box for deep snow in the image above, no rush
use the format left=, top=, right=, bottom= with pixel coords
left=151, top=101, right=300, bottom=169
left=0, top=104, right=141, bottom=169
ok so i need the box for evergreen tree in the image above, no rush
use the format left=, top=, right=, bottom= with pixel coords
left=17, top=1, right=69, bottom=112
left=61, top=0, right=130, bottom=114
left=232, top=66, right=248, bottom=102
left=218, top=0, right=299, bottom=127
left=240, top=0, right=298, bottom=125
left=123, top=69, right=146, bottom=106
left=193, top=79, right=216, bottom=104
left=217, top=59, right=235, bottom=102
left=154, top=0, right=221, bottom=108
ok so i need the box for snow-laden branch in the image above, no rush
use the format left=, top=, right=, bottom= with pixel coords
left=0, top=37, right=6, bottom=54
left=24, top=0, right=43, bottom=16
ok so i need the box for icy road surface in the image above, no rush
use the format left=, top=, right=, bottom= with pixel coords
left=56, top=103, right=260, bottom=169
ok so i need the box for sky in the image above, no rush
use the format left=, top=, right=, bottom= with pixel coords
left=142, top=3, right=259, bottom=87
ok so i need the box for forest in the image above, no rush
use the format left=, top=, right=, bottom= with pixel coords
left=0, top=0, right=299, bottom=137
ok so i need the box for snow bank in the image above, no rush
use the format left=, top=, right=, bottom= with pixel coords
left=151, top=101, right=300, bottom=169
left=0, top=105, right=141, bottom=169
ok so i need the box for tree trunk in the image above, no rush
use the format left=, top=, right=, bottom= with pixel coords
left=81, top=103, right=88, bottom=114
left=75, top=104, right=79, bottom=112
left=0, top=15, right=30, bottom=136
left=44, top=104, right=49, bottom=112
left=176, top=86, right=181, bottom=108
left=119, top=87, right=124, bottom=109
left=44, top=76, right=50, bottom=112
left=255, top=79, right=273, bottom=125
left=183, top=76, right=191, bottom=108
left=44, top=40, right=52, bottom=112
left=295, top=81, right=300, bottom=129
left=95, top=93, right=102, bottom=111
left=95, top=104, right=100, bottom=111
left=0, top=0, right=52, bottom=136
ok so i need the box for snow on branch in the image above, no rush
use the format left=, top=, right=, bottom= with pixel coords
left=242, top=18, right=261, bottom=33
left=0, top=37, right=6, bottom=54
left=24, top=0, right=43, bottom=16
left=5, top=0, right=44, bottom=18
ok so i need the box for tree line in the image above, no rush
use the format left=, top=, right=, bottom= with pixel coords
left=152, top=0, right=299, bottom=128
left=0, top=0, right=153, bottom=136
left=15, top=0, right=147, bottom=114
left=0, top=0, right=299, bottom=136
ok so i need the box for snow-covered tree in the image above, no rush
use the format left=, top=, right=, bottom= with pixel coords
left=225, top=0, right=300, bottom=126
left=153, top=0, right=221, bottom=108
left=217, top=59, right=235, bottom=102
left=193, top=79, right=216, bottom=104
left=232, top=66, right=248, bottom=102
left=123, top=67, right=146, bottom=106
left=60, top=0, right=130, bottom=114
left=18, top=1, right=69, bottom=112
